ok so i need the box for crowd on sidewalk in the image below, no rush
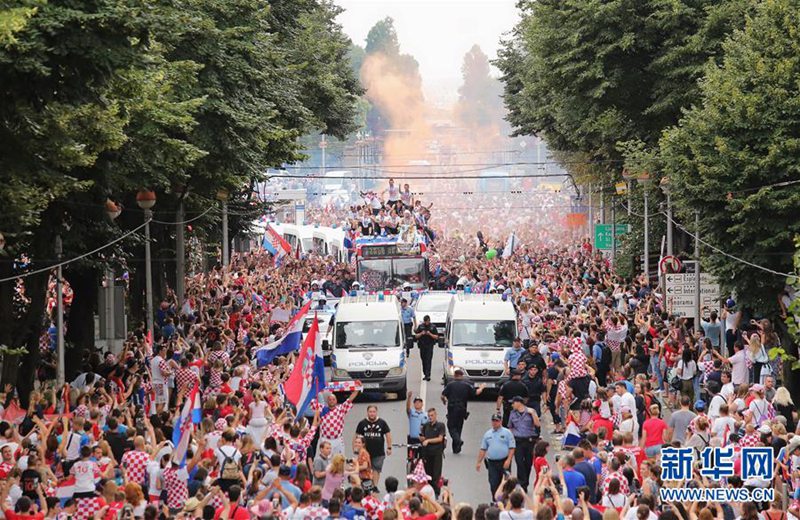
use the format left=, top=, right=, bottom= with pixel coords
left=0, top=182, right=797, bottom=520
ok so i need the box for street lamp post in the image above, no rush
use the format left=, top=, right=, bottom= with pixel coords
left=695, top=211, right=701, bottom=327
left=136, top=189, right=156, bottom=342
left=217, top=189, right=229, bottom=266
left=622, top=169, right=635, bottom=217
left=638, top=173, right=653, bottom=279
left=660, top=177, right=673, bottom=257
left=105, top=200, right=121, bottom=352
left=55, top=235, right=65, bottom=387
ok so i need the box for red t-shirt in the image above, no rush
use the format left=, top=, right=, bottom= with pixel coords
left=213, top=505, right=250, bottom=520
left=534, top=456, right=550, bottom=478
left=591, top=414, right=615, bottom=436
left=3, top=511, right=45, bottom=520
left=642, top=417, right=668, bottom=447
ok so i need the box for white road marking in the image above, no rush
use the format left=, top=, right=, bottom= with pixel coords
left=419, top=363, right=428, bottom=406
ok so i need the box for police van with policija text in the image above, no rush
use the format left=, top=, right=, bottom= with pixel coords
left=330, top=295, right=407, bottom=398
left=443, top=293, right=517, bottom=387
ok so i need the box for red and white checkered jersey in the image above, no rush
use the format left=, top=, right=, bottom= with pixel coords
left=163, top=466, right=189, bottom=510
left=568, top=344, right=589, bottom=379
left=602, top=469, right=630, bottom=496
left=317, top=400, right=353, bottom=440
left=121, top=450, right=150, bottom=485
left=738, top=432, right=761, bottom=448
left=74, top=496, right=107, bottom=520
left=174, top=367, right=199, bottom=395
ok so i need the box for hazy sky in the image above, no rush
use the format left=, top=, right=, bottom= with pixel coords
left=334, top=0, right=519, bottom=104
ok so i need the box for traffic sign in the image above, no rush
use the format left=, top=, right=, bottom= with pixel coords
left=665, top=265, right=721, bottom=318
left=660, top=255, right=682, bottom=274
left=594, top=224, right=629, bottom=250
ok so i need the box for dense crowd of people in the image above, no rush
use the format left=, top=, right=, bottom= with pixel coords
left=0, top=178, right=797, bottom=520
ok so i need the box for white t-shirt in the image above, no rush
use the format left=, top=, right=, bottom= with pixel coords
left=708, top=394, right=727, bottom=419
left=72, top=460, right=100, bottom=493
left=216, top=445, right=242, bottom=469
left=603, top=493, right=626, bottom=509
left=146, top=460, right=162, bottom=496
left=63, top=432, right=83, bottom=462
left=720, top=382, right=735, bottom=400
left=711, top=416, right=736, bottom=442
left=729, top=350, right=748, bottom=385
left=678, top=359, right=697, bottom=380
left=725, top=311, right=741, bottom=331
left=500, top=510, right=535, bottom=520
left=624, top=508, right=658, bottom=520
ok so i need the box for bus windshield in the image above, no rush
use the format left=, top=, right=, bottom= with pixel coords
left=451, top=320, right=516, bottom=348
left=416, top=297, right=451, bottom=313
left=334, top=321, right=400, bottom=348
left=359, top=259, right=392, bottom=291
left=391, top=258, right=426, bottom=287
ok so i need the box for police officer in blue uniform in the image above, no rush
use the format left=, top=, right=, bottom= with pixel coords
left=475, top=413, right=516, bottom=497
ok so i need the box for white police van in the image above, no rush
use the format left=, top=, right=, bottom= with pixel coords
left=443, top=293, right=518, bottom=387
left=330, top=295, right=407, bottom=398
left=413, top=291, right=453, bottom=347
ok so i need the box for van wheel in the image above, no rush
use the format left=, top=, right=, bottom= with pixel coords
left=396, top=383, right=407, bottom=400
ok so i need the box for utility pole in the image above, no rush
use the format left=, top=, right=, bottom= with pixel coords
left=217, top=190, right=229, bottom=266
left=144, top=209, right=154, bottom=340
left=695, top=211, right=701, bottom=328
left=600, top=191, right=606, bottom=225
left=611, top=201, right=616, bottom=267
left=643, top=188, right=650, bottom=278
left=175, top=199, right=185, bottom=305
left=55, top=235, right=65, bottom=387
left=105, top=268, right=115, bottom=352
left=588, top=184, right=594, bottom=247
left=321, top=134, right=327, bottom=175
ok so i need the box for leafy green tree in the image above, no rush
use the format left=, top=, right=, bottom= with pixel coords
left=659, top=0, right=800, bottom=314
left=498, top=0, right=754, bottom=159
left=0, top=2, right=37, bottom=45
left=0, top=0, right=202, bottom=396
left=361, top=17, right=422, bottom=137
left=365, top=16, right=400, bottom=56
left=0, top=0, right=362, bottom=397
left=455, top=45, right=505, bottom=130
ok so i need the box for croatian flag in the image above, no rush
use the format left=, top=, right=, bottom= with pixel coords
left=55, top=476, right=76, bottom=499
left=172, top=382, right=202, bottom=465
left=282, top=314, right=325, bottom=418
left=502, top=232, right=517, bottom=259
left=562, top=418, right=582, bottom=449
left=254, top=301, right=312, bottom=367
left=262, top=224, right=291, bottom=260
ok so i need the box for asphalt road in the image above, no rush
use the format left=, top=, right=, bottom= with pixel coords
left=328, top=345, right=562, bottom=504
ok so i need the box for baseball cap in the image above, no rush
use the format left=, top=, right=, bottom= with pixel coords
left=758, top=424, right=772, bottom=435
left=511, top=396, right=525, bottom=404
left=491, top=413, right=502, bottom=421
left=413, top=396, right=423, bottom=402
left=694, top=400, right=706, bottom=410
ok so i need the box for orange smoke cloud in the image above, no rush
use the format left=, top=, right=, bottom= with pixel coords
left=360, top=52, right=431, bottom=166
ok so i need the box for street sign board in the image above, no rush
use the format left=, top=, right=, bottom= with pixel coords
left=659, top=255, right=682, bottom=274
left=665, top=267, right=721, bottom=318
left=594, top=224, right=630, bottom=250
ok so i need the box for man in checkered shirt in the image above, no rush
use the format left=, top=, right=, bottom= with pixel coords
left=149, top=343, right=175, bottom=413
left=311, top=386, right=361, bottom=456
left=174, top=357, right=199, bottom=396
left=120, top=436, right=151, bottom=486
